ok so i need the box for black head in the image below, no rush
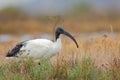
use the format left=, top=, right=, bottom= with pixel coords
left=55, top=27, right=79, bottom=48
left=55, top=27, right=64, bottom=40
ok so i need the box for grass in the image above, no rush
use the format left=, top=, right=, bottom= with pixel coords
left=0, top=57, right=120, bottom=80
left=0, top=35, right=120, bottom=80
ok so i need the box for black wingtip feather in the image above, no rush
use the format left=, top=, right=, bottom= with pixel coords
left=6, top=42, right=24, bottom=57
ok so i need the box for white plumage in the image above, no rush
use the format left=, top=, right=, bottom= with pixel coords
left=19, top=38, right=61, bottom=59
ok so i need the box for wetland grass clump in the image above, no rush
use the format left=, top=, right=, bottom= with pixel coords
left=0, top=57, right=120, bottom=80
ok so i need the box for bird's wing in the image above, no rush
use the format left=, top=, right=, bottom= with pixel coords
left=18, top=39, right=53, bottom=59
left=6, top=41, right=26, bottom=57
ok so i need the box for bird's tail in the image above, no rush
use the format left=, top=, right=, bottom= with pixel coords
left=5, top=57, right=16, bottom=60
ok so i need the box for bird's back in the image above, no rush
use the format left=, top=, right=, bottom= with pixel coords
left=20, top=39, right=54, bottom=59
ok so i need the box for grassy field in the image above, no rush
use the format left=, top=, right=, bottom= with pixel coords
left=0, top=34, right=120, bottom=80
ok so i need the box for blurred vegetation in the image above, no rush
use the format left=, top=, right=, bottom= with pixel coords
left=0, top=7, right=27, bottom=21
left=72, top=1, right=92, bottom=16
left=0, top=5, right=120, bottom=34
left=1, top=57, right=120, bottom=80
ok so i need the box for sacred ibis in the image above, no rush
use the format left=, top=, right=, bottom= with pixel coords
left=6, top=27, right=79, bottom=60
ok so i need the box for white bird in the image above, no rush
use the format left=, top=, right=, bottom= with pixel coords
left=6, top=27, right=79, bottom=60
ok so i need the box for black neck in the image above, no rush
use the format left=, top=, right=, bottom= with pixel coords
left=55, top=27, right=64, bottom=40
left=55, top=31, right=60, bottom=40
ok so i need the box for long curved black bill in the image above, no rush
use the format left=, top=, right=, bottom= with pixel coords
left=63, top=31, right=79, bottom=48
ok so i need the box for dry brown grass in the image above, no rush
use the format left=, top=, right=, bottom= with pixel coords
left=50, top=35, right=120, bottom=70
left=0, top=18, right=120, bottom=34
left=0, top=34, right=120, bottom=70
